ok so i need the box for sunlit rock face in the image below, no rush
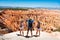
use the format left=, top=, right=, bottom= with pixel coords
left=0, top=9, right=60, bottom=32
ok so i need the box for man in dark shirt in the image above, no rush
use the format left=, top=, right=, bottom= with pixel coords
left=26, top=18, right=34, bottom=37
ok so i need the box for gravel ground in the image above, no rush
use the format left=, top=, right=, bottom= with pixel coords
left=0, top=31, right=60, bottom=40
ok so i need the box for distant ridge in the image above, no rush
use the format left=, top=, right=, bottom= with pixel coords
left=0, top=6, right=60, bottom=10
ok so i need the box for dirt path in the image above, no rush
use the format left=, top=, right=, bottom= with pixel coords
left=0, top=31, right=60, bottom=40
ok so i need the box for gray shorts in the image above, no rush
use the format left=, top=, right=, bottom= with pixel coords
left=20, top=26, right=24, bottom=30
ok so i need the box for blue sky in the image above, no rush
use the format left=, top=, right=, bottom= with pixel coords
left=0, top=0, right=60, bottom=8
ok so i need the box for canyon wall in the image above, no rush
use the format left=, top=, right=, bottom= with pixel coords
left=0, top=9, right=60, bottom=32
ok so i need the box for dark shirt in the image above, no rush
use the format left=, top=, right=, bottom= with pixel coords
left=27, top=19, right=34, bottom=28
left=20, top=20, right=24, bottom=27
left=37, top=21, right=40, bottom=29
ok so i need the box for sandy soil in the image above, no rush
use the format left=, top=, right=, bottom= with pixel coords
left=0, top=31, right=60, bottom=40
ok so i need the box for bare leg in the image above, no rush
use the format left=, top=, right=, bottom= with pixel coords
left=20, top=29, right=21, bottom=35
left=31, top=30, right=32, bottom=36
left=27, top=29, right=29, bottom=36
left=22, top=30, right=24, bottom=36
left=39, top=30, right=40, bottom=36
left=36, top=30, right=38, bottom=35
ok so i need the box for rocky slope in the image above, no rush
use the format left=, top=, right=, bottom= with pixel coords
left=0, top=9, right=60, bottom=33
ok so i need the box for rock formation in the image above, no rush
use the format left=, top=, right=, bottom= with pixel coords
left=0, top=9, right=60, bottom=33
